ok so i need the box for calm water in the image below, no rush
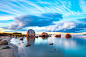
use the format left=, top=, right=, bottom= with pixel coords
left=10, top=34, right=86, bottom=57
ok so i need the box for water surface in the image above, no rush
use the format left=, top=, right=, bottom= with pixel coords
left=10, top=34, right=86, bottom=57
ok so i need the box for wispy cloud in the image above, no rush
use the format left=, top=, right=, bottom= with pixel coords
left=0, top=16, right=15, bottom=20
left=79, top=0, right=86, bottom=12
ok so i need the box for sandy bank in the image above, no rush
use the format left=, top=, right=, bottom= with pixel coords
left=0, top=36, right=20, bottom=57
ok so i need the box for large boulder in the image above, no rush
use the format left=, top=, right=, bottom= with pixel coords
left=27, top=29, right=35, bottom=37
left=65, top=34, right=72, bottom=38
left=39, top=32, right=49, bottom=37
left=0, top=40, right=8, bottom=45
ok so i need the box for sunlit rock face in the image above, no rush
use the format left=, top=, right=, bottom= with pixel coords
left=27, top=29, right=35, bottom=37
left=65, top=34, right=72, bottom=38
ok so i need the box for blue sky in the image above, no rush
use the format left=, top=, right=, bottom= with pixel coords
left=0, top=0, right=86, bottom=33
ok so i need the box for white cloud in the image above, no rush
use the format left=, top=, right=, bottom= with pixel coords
left=47, top=21, right=76, bottom=32
left=0, top=28, right=12, bottom=32
left=0, top=16, right=15, bottom=20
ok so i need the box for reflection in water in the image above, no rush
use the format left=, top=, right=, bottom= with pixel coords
left=66, top=37, right=71, bottom=39
left=41, top=37, right=48, bottom=40
left=27, top=37, right=35, bottom=45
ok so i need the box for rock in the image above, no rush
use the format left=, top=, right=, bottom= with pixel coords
left=0, top=40, right=8, bottom=45
left=1, top=46, right=10, bottom=49
left=35, top=36, right=38, bottom=38
left=54, top=49, right=56, bottom=50
left=65, top=34, right=72, bottom=38
left=0, top=39, right=2, bottom=41
left=39, top=32, right=49, bottom=37
left=26, top=44, right=31, bottom=47
left=55, top=34, right=61, bottom=38
left=27, top=29, right=35, bottom=37
left=22, top=42, right=24, bottom=43
left=39, top=35, right=42, bottom=37
left=20, top=37, right=23, bottom=40
left=49, top=43, right=53, bottom=45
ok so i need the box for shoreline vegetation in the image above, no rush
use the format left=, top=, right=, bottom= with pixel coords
left=0, top=32, right=26, bottom=37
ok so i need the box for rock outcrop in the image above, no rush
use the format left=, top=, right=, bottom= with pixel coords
left=65, top=34, right=72, bottom=38
left=39, top=32, right=49, bottom=37
left=27, top=29, right=35, bottom=37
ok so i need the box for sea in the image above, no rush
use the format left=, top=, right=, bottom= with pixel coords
left=10, top=34, right=86, bottom=57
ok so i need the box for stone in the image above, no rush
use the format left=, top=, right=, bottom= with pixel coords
left=55, top=34, right=61, bottom=38
left=1, top=46, right=10, bottom=49
left=65, top=34, right=72, bottom=38
left=49, top=43, right=53, bottom=45
left=35, top=36, right=38, bottom=38
left=39, top=35, right=42, bottom=37
left=54, top=49, right=56, bottom=50
left=26, top=44, right=31, bottom=47
left=39, top=32, right=49, bottom=37
left=20, top=37, right=23, bottom=40
left=27, top=29, right=35, bottom=37
left=0, top=39, right=2, bottom=41
left=22, top=42, right=24, bottom=43
left=0, top=40, right=8, bottom=45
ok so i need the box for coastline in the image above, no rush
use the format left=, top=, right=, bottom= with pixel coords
left=0, top=36, right=20, bottom=57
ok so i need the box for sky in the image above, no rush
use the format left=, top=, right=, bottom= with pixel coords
left=0, top=0, right=86, bottom=34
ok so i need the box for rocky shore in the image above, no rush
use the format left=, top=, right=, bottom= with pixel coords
left=0, top=36, right=20, bottom=57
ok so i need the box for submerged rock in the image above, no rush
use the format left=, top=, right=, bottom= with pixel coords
left=1, top=46, right=10, bottom=49
left=54, top=49, right=56, bottom=50
left=22, top=42, right=24, bottom=43
left=26, top=44, right=31, bottom=47
left=49, top=43, right=53, bottom=45
left=0, top=39, right=2, bottom=41
left=20, top=37, right=23, bottom=40
left=0, top=40, right=8, bottom=45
